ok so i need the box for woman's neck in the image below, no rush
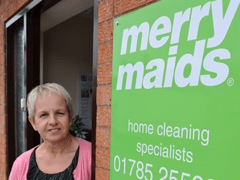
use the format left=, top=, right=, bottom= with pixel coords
left=40, top=134, right=76, bottom=157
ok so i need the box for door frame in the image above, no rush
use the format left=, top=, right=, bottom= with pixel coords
left=5, top=0, right=98, bottom=178
left=5, top=0, right=42, bottom=174
left=91, top=0, right=98, bottom=179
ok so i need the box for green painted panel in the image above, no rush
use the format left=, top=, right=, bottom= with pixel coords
left=111, top=0, right=240, bottom=179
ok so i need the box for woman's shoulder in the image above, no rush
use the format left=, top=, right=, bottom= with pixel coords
left=78, top=138, right=92, bottom=152
left=13, top=147, right=35, bottom=165
left=77, top=138, right=92, bottom=162
left=9, top=146, right=38, bottom=179
left=74, top=138, right=91, bottom=179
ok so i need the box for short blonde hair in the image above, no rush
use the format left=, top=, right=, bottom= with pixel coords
left=27, top=83, right=73, bottom=121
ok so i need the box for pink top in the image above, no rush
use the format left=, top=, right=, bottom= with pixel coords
left=9, top=138, right=91, bottom=180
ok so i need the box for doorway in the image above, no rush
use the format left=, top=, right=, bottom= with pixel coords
left=40, top=0, right=94, bottom=141
left=6, top=0, right=97, bottom=177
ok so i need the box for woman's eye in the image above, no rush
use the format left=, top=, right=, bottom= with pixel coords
left=57, top=112, right=63, bottom=115
left=40, top=114, right=47, bottom=117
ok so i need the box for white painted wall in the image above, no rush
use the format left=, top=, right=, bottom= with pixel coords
left=41, top=0, right=94, bottom=32
left=43, top=15, right=93, bottom=115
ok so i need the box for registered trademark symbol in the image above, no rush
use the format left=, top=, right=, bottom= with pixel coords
left=227, top=78, right=234, bottom=86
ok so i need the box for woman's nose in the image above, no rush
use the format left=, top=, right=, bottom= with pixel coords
left=49, top=115, right=58, bottom=124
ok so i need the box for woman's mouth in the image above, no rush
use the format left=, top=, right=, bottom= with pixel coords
left=49, top=129, right=60, bottom=133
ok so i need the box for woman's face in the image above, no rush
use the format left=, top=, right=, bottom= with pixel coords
left=29, top=92, right=73, bottom=143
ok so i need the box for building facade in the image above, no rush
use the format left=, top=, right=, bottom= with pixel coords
left=0, top=0, right=159, bottom=179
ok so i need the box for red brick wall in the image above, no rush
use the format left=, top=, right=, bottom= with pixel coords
left=0, top=0, right=161, bottom=179
left=96, top=0, right=159, bottom=179
left=0, top=0, right=33, bottom=179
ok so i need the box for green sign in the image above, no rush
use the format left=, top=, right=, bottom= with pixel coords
left=110, top=0, right=240, bottom=179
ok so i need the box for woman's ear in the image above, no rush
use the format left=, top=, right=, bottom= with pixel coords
left=28, top=117, right=37, bottom=131
left=70, top=112, right=74, bottom=125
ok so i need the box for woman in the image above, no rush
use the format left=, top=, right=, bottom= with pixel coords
left=9, top=83, right=91, bottom=180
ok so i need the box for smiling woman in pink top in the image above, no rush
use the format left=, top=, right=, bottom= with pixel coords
left=9, top=83, right=91, bottom=180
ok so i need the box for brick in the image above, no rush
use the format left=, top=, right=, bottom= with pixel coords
left=98, top=20, right=113, bottom=44
left=0, top=106, right=5, bottom=115
left=0, top=75, right=5, bottom=85
left=97, top=107, right=111, bottom=127
left=8, top=1, right=18, bottom=17
left=0, top=34, right=3, bottom=46
left=0, top=135, right=6, bottom=145
left=18, top=0, right=31, bottom=10
left=0, top=95, right=5, bottom=105
left=0, top=42, right=4, bottom=54
left=98, top=42, right=113, bottom=64
left=96, top=85, right=111, bottom=106
left=0, top=86, right=5, bottom=95
left=3, top=1, right=18, bottom=22
left=96, top=147, right=110, bottom=169
left=0, top=172, right=7, bottom=180
left=0, top=153, right=6, bottom=164
left=0, top=115, right=5, bottom=125
left=0, top=25, right=3, bottom=36
left=98, top=0, right=113, bottom=23
left=0, top=54, right=5, bottom=65
left=2, top=9, right=8, bottom=22
left=97, top=63, right=112, bottom=85
left=96, top=127, right=110, bottom=148
left=0, top=144, right=6, bottom=156
left=0, top=163, right=7, bottom=175
left=4, top=0, right=16, bottom=10
left=0, top=15, right=3, bottom=25
left=0, top=124, right=5, bottom=135
left=96, top=167, right=110, bottom=180
left=0, top=3, right=5, bottom=15
left=115, top=0, right=157, bottom=15
left=0, top=65, right=4, bottom=75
